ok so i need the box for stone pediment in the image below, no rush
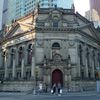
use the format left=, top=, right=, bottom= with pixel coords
left=78, top=25, right=97, bottom=39
left=4, top=22, right=33, bottom=39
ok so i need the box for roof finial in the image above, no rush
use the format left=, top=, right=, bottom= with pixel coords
left=54, top=4, right=57, bottom=9
left=36, top=0, right=40, bottom=9
left=71, top=3, right=75, bottom=12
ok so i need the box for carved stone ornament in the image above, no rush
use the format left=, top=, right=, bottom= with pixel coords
left=53, top=54, right=62, bottom=62
left=68, top=40, right=75, bottom=47
left=36, top=39, right=43, bottom=47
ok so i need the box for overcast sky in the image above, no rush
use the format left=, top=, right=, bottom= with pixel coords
left=74, top=0, right=90, bottom=16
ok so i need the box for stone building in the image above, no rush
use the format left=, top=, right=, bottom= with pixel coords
left=0, top=7, right=100, bottom=92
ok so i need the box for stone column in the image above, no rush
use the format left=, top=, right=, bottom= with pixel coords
left=91, top=58, right=95, bottom=78
left=97, top=51, right=99, bottom=68
left=21, top=59, right=24, bottom=79
left=31, top=44, right=36, bottom=79
left=7, top=51, right=11, bottom=68
left=4, top=52, right=8, bottom=79
left=15, top=49, right=18, bottom=67
left=77, top=43, right=81, bottom=77
left=21, top=46, right=25, bottom=79
left=95, top=51, right=99, bottom=69
left=31, top=56, right=35, bottom=79
left=0, top=51, right=2, bottom=67
left=84, top=46, right=88, bottom=78
left=24, top=47, right=28, bottom=66
left=90, top=49, right=95, bottom=78
left=12, top=56, right=16, bottom=78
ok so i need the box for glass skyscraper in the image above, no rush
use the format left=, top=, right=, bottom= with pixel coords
left=7, top=0, right=74, bottom=25
left=7, top=0, right=58, bottom=25
left=0, top=0, right=8, bottom=30
left=57, top=0, right=73, bottom=9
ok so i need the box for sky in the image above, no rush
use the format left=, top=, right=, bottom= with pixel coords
left=74, top=0, right=90, bottom=16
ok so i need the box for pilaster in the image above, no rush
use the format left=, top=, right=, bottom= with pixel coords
left=12, top=57, right=16, bottom=78
left=31, top=45, right=35, bottom=79
left=4, top=52, right=8, bottom=79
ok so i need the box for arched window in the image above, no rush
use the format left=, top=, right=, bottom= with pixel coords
left=27, top=44, right=32, bottom=65
left=52, top=42, right=60, bottom=48
left=18, top=47, right=23, bottom=66
left=52, top=42, right=60, bottom=58
left=10, top=49, right=15, bottom=67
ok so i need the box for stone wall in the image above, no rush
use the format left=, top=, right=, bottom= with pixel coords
left=0, top=80, right=96, bottom=92
left=69, top=81, right=96, bottom=92
left=0, top=81, right=35, bottom=92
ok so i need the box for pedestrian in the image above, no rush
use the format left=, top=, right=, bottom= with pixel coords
left=38, top=82, right=43, bottom=94
left=57, top=82, right=61, bottom=95
left=52, top=83, right=56, bottom=94
left=44, top=83, right=48, bottom=93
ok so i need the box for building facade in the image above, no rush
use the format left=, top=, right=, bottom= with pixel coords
left=0, top=7, right=100, bottom=92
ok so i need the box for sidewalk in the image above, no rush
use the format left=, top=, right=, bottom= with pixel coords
left=0, top=92, right=26, bottom=96
left=31, top=91, right=100, bottom=96
left=0, top=91, right=100, bottom=97
left=64, top=91, right=99, bottom=96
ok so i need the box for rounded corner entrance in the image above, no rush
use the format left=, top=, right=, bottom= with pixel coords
left=52, top=69, right=63, bottom=86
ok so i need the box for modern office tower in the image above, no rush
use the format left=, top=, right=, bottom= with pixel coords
left=0, top=0, right=8, bottom=30
left=7, top=0, right=16, bottom=25
left=85, top=0, right=100, bottom=28
left=2, top=0, right=8, bottom=28
left=7, top=0, right=58, bottom=25
left=57, top=0, right=74, bottom=8
left=90, top=0, right=100, bottom=21
left=0, top=0, right=4, bottom=30
left=7, top=0, right=74, bottom=25
left=39, top=0, right=57, bottom=8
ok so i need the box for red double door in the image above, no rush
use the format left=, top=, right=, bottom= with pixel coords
left=52, top=69, right=63, bottom=86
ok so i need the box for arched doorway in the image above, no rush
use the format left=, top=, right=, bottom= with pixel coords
left=52, top=69, right=63, bottom=86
